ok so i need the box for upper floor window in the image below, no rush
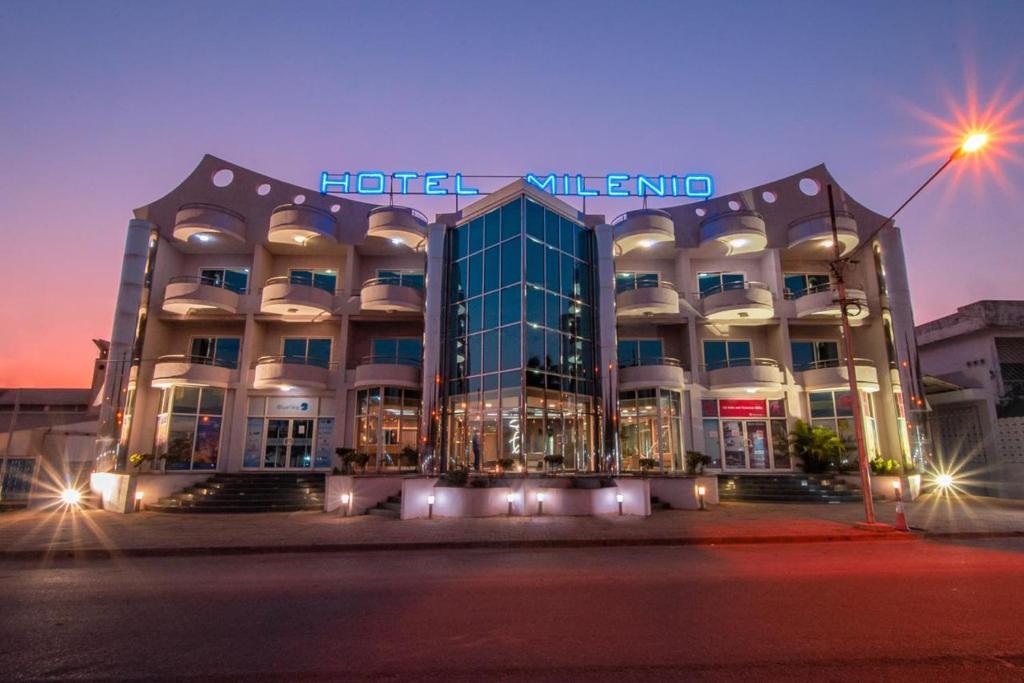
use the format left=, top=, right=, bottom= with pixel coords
left=282, top=337, right=332, bottom=368
left=376, top=270, right=425, bottom=289
left=618, top=339, right=664, bottom=367
left=189, top=337, right=241, bottom=369
left=200, top=268, right=248, bottom=294
left=784, top=273, right=830, bottom=299
left=290, top=269, right=337, bottom=294
left=698, top=272, right=744, bottom=297
left=372, top=338, right=423, bottom=366
left=702, top=339, right=751, bottom=370
left=791, top=340, right=840, bottom=372
left=615, top=272, right=660, bottom=293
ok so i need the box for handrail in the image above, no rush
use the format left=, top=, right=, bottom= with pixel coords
left=167, top=275, right=248, bottom=294
left=156, top=354, right=238, bottom=370
left=619, top=356, right=682, bottom=368
left=615, top=279, right=676, bottom=293
left=264, top=275, right=339, bottom=293
left=369, top=204, right=429, bottom=224
left=703, top=357, right=778, bottom=372
left=176, top=202, right=246, bottom=222
left=255, top=355, right=336, bottom=369
left=360, top=354, right=422, bottom=368
left=798, top=357, right=876, bottom=371
left=700, top=280, right=770, bottom=298
left=361, top=276, right=425, bottom=290
left=271, top=203, right=336, bottom=221
left=787, top=208, right=855, bottom=229
left=610, top=208, right=672, bottom=226
left=785, top=282, right=866, bottom=300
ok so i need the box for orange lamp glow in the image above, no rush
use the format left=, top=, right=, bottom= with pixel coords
left=960, top=132, right=989, bottom=154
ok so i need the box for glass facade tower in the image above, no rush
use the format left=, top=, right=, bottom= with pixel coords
left=440, top=195, right=600, bottom=473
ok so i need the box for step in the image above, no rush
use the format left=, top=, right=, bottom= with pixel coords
left=367, top=507, right=400, bottom=519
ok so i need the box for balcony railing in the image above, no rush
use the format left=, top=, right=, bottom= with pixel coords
left=368, top=205, right=428, bottom=223
left=255, top=355, right=337, bottom=370
left=615, top=279, right=676, bottom=294
left=361, top=276, right=424, bottom=290
left=360, top=354, right=422, bottom=368
left=156, top=354, right=239, bottom=370
left=795, top=357, right=875, bottom=372
left=702, top=357, right=779, bottom=372
left=168, top=275, right=248, bottom=295
left=699, top=280, right=769, bottom=299
left=263, top=275, right=338, bottom=295
left=618, top=356, right=682, bottom=369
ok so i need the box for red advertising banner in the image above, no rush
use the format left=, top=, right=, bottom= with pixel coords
left=718, top=399, right=767, bottom=418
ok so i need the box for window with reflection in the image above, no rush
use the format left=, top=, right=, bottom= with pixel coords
left=618, top=389, right=685, bottom=472
left=156, top=386, right=225, bottom=470
left=354, top=387, right=421, bottom=471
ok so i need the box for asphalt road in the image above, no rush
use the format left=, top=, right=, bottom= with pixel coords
left=2, top=539, right=1023, bottom=682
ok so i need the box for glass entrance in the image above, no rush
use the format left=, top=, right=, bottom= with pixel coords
left=262, top=418, right=315, bottom=469
left=747, top=421, right=769, bottom=469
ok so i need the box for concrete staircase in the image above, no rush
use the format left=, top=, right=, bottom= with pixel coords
left=718, top=473, right=871, bottom=504
left=365, top=493, right=402, bottom=519
left=148, top=473, right=325, bottom=513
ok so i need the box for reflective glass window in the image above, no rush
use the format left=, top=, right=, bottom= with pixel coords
left=500, top=286, right=520, bottom=325
left=484, top=210, right=500, bottom=247
left=484, top=247, right=500, bottom=292
left=500, top=325, right=520, bottom=370
left=468, top=217, right=484, bottom=254
left=501, top=198, right=521, bottom=240
left=501, top=237, right=521, bottom=287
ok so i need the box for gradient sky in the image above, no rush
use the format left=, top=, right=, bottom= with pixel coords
left=1, top=0, right=1022, bottom=387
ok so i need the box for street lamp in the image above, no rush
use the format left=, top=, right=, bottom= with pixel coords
left=829, top=131, right=988, bottom=528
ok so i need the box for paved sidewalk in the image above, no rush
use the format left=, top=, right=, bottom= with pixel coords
left=1, top=493, right=1021, bottom=560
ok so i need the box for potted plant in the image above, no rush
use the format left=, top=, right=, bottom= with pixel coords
left=400, top=446, right=419, bottom=471
left=685, top=451, right=711, bottom=475
left=638, top=457, right=659, bottom=475
left=543, top=454, right=565, bottom=473
left=497, top=457, right=517, bottom=473
left=334, top=447, right=355, bottom=475
left=444, top=468, right=469, bottom=486
left=788, top=420, right=845, bottom=473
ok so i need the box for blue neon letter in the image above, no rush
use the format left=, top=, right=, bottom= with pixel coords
left=525, top=173, right=557, bottom=194
left=684, top=175, right=714, bottom=198
left=637, top=175, right=666, bottom=197
left=575, top=174, right=598, bottom=196
left=356, top=172, right=386, bottom=194
left=670, top=175, right=680, bottom=197
left=424, top=172, right=449, bottom=195
left=454, top=173, right=479, bottom=195
left=392, top=172, right=418, bottom=194
left=606, top=174, right=630, bottom=197
left=320, top=172, right=350, bottom=194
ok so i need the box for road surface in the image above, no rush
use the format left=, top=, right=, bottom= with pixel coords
left=2, top=539, right=1023, bottom=681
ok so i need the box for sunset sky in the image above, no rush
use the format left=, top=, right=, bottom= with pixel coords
left=1, top=0, right=1022, bottom=387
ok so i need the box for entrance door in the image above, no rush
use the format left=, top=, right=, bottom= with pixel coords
left=722, top=421, right=747, bottom=469
left=264, top=419, right=289, bottom=468
left=288, top=419, right=314, bottom=468
left=747, top=421, right=769, bottom=469
left=263, top=418, right=315, bottom=469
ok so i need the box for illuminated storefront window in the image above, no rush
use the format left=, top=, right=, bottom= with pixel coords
left=354, top=388, right=421, bottom=471
left=701, top=398, right=790, bottom=470
left=441, top=196, right=598, bottom=472
left=617, top=389, right=685, bottom=472
left=807, top=390, right=879, bottom=462
left=156, top=386, right=224, bottom=470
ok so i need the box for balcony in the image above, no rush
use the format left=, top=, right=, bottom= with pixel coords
left=618, top=357, right=687, bottom=392
left=704, top=358, right=783, bottom=392
left=789, top=284, right=869, bottom=321
left=611, top=209, right=675, bottom=255
left=268, top=204, right=337, bottom=246
left=798, top=358, right=880, bottom=392
left=615, top=281, right=680, bottom=316
left=253, top=356, right=333, bottom=391
left=787, top=210, right=859, bottom=257
left=353, top=354, right=422, bottom=389
left=259, top=277, right=334, bottom=317
left=152, top=355, right=236, bottom=389
left=701, top=281, right=775, bottom=322
left=367, top=206, right=428, bottom=249
left=162, top=277, right=243, bottom=315
left=359, top=277, right=425, bottom=314
left=173, top=203, right=246, bottom=243
left=699, top=210, right=767, bottom=255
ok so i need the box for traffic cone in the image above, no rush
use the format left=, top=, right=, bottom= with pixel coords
left=893, top=499, right=910, bottom=532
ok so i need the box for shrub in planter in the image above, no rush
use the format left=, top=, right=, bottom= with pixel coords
left=789, top=420, right=845, bottom=473
left=869, top=457, right=901, bottom=476
left=685, top=451, right=711, bottom=475
left=128, top=452, right=155, bottom=470
left=444, top=469, right=469, bottom=486
left=543, top=454, right=565, bottom=471
left=638, top=457, right=659, bottom=473
left=469, top=477, right=490, bottom=488
left=400, top=446, right=419, bottom=469
left=497, top=457, right=517, bottom=473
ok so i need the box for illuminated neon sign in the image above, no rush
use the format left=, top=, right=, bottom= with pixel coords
left=320, top=171, right=714, bottom=198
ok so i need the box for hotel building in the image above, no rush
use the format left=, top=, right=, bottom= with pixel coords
left=94, top=155, right=925, bottom=482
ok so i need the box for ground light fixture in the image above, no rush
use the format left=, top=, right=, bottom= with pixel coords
left=536, top=491, right=545, bottom=516
left=427, top=494, right=435, bottom=519
left=134, top=490, right=144, bottom=512
left=616, top=492, right=624, bottom=515
left=828, top=128, right=991, bottom=529
left=340, top=493, right=351, bottom=517
left=935, top=473, right=954, bottom=489
left=60, top=487, right=82, bottom=507
left=696, top=484, right=707, bottom=511
left=506, top=492, right=515, bottom=516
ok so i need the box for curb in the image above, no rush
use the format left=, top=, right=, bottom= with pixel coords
left=0, top=531, right=919, bottom=561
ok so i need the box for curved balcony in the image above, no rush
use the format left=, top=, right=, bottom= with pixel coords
left=268, top=204, right=337, bottom=246
left=354, top=355, right=422, bottom=389
left=704, top=358, right=783, bottom=392
left=162, top=277, right=243, bottom=315
left=611, top=209, right=675, bottom=255
left=790, top=284, right=869, bottom=321
left=699, top=210, right=767, bottom=255
left=618, top=357, right=686, bottom=392
left=787, top=211, right=859, bottom=256
left=798, top=358, right=880, bottom=393
left=260, top=277, right=334, bottom=317
left=359, top=277, right=425, bottom=313
left=701, top=281, right=775, bottom=322
left=615, top=281, right=680, bottom=316
left=367, top=206, right=428, bottom=249
left=173, top=203, right=246, bottom=243
left=253, top=356, right=333, bottom=391
left=152, top=355, right=236, bottom=389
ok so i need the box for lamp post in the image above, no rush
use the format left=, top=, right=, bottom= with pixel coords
left=829, top=132, right=988, bottom=528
